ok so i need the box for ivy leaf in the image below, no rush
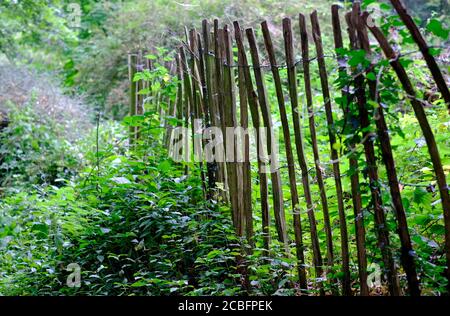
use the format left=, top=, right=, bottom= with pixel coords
left=348, top=50, right=367, bottom=67
left=430, top=224, right=445, bottom=235
left=138, top=88, right=150, bottom=95
left=429, top=47, right=442, bottom=57
left=131, top=279, right=148, bottom=287
left=400, top=58, right=414, bottom=68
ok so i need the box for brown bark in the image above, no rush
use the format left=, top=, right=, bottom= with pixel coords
left=261, top=19, right=307, bottom=289
left=246, top=27, right=289, bottom=252
left=234, top=21, right=271, bottom=255
left=311, top=10, right=351, bottom=296
left=354, top=7, right=421, bottom=296
left=389, top=0, right=450, bottom=113
left=282, top=18, right=324, bottom=292
left=350, top=4, right=400, bottom=296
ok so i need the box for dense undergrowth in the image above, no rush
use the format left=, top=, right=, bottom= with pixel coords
left=0, top=106, right=296, bottom=296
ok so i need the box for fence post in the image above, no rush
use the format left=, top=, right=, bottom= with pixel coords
left=310, top=10, right=352, bottom=296
left=352, top=5, right=421, bottom=296
left=236, top=25, right=253, bottom=248
left=222, top=25, right=242, bottom=233
left=179, top=46, right=193, bottom=172
left=128, top=53, right=138, bottom=146
left=299, top=13, right=337, bottom=294
left=234, top=21, right=271, bottom=255
left=349, top=3, right=401, bottom=296
left=281, top=18, right=323, bottom=292
left=197, top=30, right=217, bottom=200
left=188, top=29, right=208, bottom=198
left=170, top=53, right=185, bottom=161
left=202, top=20, right=224, bottom=199
left=262, top=19, right=308, bottom=287
left=246, top=27, right=290, bottom=254
left=389, top=0, right=450, bottom=113
left=213, top=20, right=229, bottom=203
left=332, top=6, right=369, bottom=296
left=363, top=9, right=450, bottom=294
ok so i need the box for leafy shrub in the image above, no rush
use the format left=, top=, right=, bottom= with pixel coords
left=0, top=103, right=81, bottom=193
left=0, top=113, right=245, bottom=296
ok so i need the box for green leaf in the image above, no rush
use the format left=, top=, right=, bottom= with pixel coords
left=413, top=187, right=431, bottom=206
left=348, top=50, right=367, bottom=67
left=138, top=88, right=150, bottom=95
left=400, top=58, right=413, bottom=68
left=145, top=54, right=157, bottom=60
left=430, top=224, right=445, bottom=235
left=366, top=72, right=377, bottom=81
left=429, top=47, right=442, bottom=57
left=380, top=3, right=390, bottom=10
left=158, top=160, right=171, bottom=173
left=131, top=279, right=148, bottom=287
left=332, top=142, right=341, bottom=151
left=427, top=19, right=449, bottom=40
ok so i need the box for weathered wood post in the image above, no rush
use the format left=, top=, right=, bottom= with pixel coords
left=363, top=9, right=450, bottom=293
left=332, top=5, right=369, bottom=296
left=262, top=19, right=306, bottom=288
left=246, top=27, right=290, bottom=254
left=349, top=3, right=400, bottom=296
left=128, top=53, right=138, bottom=146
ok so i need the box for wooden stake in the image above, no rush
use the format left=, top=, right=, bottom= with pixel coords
left=234, top=21, right=271, bottom=255
left=128, top=53, right=137, bottom=146
left=175, top=53, right=184, bottom=127
left=310, top=10, right=351, bottom=295
left=333, top=6, right=369, bottom=296
left=246, top=27, right=290, bottom=253
left=213, top=20, right=229, bottom=203
left=363, top=9, right=450, bottom=293
left=189, top=29, right=208, bottom=199
left=202, top=20, right=223, bottom=197
left=389, top=0, right=450, bottom=112
left=281, top=18, right=324, bottom=292
left=223, top=25, right=242, bottom=234
left=179, top=46, right=194, bottom=170
left=197, top=31, right=217, bottom=198
left=237, top=30, right=254, bottom=247
left=299, top=13, right=337, bottom=294
left=353, top=4, right=421, bottom=296
left=262, top=19, right=306, bottom=288
left=350, top=3, right=400, bottom=296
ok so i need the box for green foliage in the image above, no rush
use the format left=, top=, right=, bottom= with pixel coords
left=0, top=95, right=245, bottom=295
left=426, top=18, right=449, bottom=40
left=1, top=0, right=450, bottom=297
left=0, top=0, right=77, bottom=68
left=0, top=103, right=80, bottom=193
left=0, top=158, right=242, bottom=295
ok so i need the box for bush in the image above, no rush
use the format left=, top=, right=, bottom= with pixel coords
left=0, top=112, right=245, bottom=296
left=0, top=103, right=82, bottom=193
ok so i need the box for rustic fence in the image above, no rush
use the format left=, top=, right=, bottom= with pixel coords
left=128, top=0, right=450, bottom=296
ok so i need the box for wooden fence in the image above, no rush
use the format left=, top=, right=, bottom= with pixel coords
left=128, top=0, right=450, bottom=296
